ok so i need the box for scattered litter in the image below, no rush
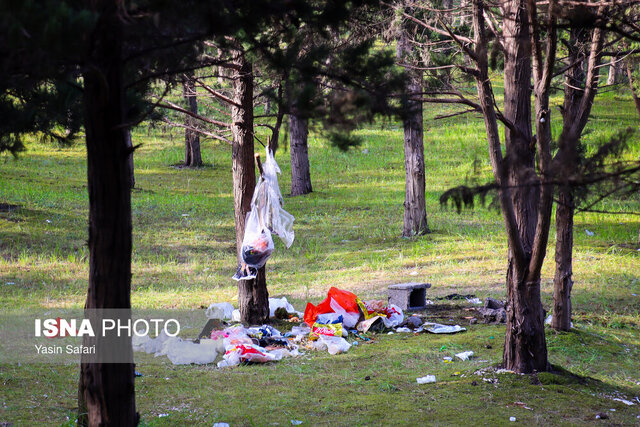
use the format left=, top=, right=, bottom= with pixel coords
left=466, top=297, right=482, bottom=305
left=205, top=302, right=234, bottom=320
left=270, top=296, right=302, bottom=318
left=5, top=282, right=15, bottom=285
left=291, top=420, right=303, bottom=425
left=159, top=414, right=169, bottom=418
left=612, top=398, right=635, bottom=406
left=417, top=375, right=436, bottom=384
left=395, top=327, right=411, bottom=333
left=311, top=335, right=351, bottom=355
left=45, top=219, right=52, bottom=223
left=423, top=322, right=466, bottom=334
left=443, top=357, right=453, bottom=363
left=387, top=331, right=394, bottom=335
left=595, top=412, right=608, bottom=420
left=610, top=408, right=616, bottom=412
left=513, top=401, right=532, bottom=410
left=455, top=351, right=474, bottom=361
left=585, top=229, right=595, bottom=236
left=213, top=423, right=230, bottom=427
left=509, top=416, right=516, bottom=422
left=134, top=371, right=143, bottom=377
left=425, top=299, right=435, bottom=305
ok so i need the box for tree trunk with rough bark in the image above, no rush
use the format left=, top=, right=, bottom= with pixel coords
left=289, top=113, right=312, bottom=196
left=500, top=0, right=548, bottom=372
left=553, top=189, right=574, bottom=331
left=552, top=24, right=603, bottom=331
left=77, top=2, right=138, bottom=425
left=126, top=129, right=135, bottom=188
left=231, top=53, right=269, bottom=325
left=607, top=57, right=620, bottom=86
left=182, top=73, right=203, bottom=168
left=397, top=28, right=429, bottom=237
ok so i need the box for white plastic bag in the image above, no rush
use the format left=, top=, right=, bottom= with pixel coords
left=329, top=297, right=360, bottom=329
left=382, top=304, right=404, bottom=328
left=205, top=302, right=235, bottom=320
left=269, top=297, right=302, bottom=318
left=319, top=335, right=351, bottom=355
left=251, top=149, right=295, bottom=248
left=239, top=208, right=274, bottom=269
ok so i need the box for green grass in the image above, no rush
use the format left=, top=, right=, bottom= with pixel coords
left=1, top=89, right=639, bottom=425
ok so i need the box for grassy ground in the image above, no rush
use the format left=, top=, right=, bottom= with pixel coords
left=1, top=89, right=639, bottom=425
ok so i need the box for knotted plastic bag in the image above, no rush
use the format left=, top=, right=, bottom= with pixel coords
left=252, top=149, right=295, bottom=248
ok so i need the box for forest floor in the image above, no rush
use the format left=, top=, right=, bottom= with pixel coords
left=1, top=88, right=639, bottom=425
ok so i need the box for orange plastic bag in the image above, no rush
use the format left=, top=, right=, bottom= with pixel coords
left=304, top=287, right=361, bottom=326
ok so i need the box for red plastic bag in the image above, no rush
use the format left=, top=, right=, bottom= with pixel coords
left=304, top=287, right=361, bottom=326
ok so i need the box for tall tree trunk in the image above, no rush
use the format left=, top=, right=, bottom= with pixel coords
left=397, top=27, right=429, bottom=237
left=77, top=2, right=137, bottom=425
left=607, top=56, right=619, bottom=86
left=182, top=72, right=203, bottom=168
left=501, top=0, right=548, bottom=373
left=553, top=190, right=574, bottom=331
left=289, top=113, right=312, bottom=196
left=231, top=52, right=269, bottom=325
left=552, top=24, right=603, bottom=331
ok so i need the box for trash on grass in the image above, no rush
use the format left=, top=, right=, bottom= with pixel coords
left=205, top=302, right=235, bottom=320
left=423, top=322, right=467, bottom=334
left=455, top=351, right=474, bottom=361
left=417, top=375, right=436, bottom=384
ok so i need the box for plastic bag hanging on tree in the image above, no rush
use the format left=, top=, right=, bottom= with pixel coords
left=251, top=148, right=295, bottom=248
left=233, top=207, right=275, bottom=281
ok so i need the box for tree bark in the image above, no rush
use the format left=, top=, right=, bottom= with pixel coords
left=607, top=56, right=620, bottom=86
left=552, top=24, right=603, bottom=331
left=126, top=129, right=135, bottom=188
left=289, top=113, right=312, bottom=196
left=500, top=0, right=548, bottom=372
left=624, top=58, right=640, bottom=119
left=231, top=52, right=269, bottom=325
left=553, top=189, right=574, bottom=331
left=77, top=2, right=138, bottom=425
left=397, top=27, right=429, bottom=237
left=182, top=72, right=203, bottom=168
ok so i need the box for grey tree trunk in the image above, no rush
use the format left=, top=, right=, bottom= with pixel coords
left=182, top=73, right=203, bottom=168
left=397, top=28, right=429, bottom=237
left=77, top=2, right=138, bottom=425
left=607, top=57, right=620, bottom=86
left=289, top=113, right=312, bottom=196
left=231, top=53, right=269, bottom=325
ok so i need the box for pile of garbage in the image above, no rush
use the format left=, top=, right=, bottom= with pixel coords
left=133, top=288, right=468, bottom=367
